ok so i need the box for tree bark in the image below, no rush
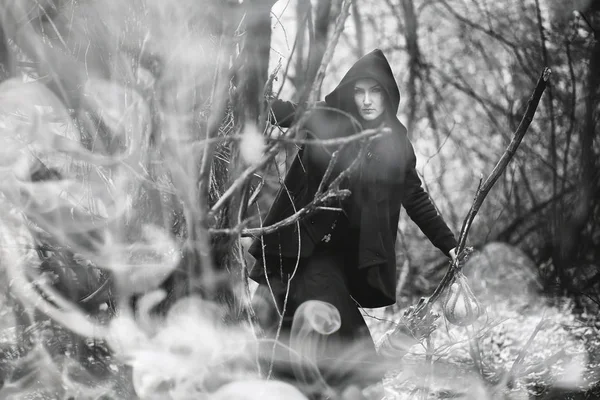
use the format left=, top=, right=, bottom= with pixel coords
left=293, top=0, right=310, bottom=94
left=351, top=0, right=365, bottom=58
left=557, top=32, right=599, bottom=273
left=238, top=0, right=278, bottom=123
left=401, top=0, right=421, bottom=138
left=212, top=0, right=277, bottom=319
left=307, top=0, right=333, bottom=99
left=0, top=22, right=9, bottom=81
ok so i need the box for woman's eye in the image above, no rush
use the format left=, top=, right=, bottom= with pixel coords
left=372, top=87, right=382, bottom=93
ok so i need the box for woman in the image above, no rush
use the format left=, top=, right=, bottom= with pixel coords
left=249, top=49, right=457, bottom=389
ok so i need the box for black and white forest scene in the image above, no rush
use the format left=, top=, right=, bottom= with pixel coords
left=0, top=0, right=599, bottom=399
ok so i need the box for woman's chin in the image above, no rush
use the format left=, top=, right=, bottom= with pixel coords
left=361, top=113, right=381, bottom=121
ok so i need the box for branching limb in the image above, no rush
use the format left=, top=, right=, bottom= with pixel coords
left=271, top=126, right=390, bottom=147
left=387, top=68, right=551, bottom=348
left=211, top=188, right=350, bottom=237
left=209, top=0, right=352, bottom=217
left=210, top=127, right=388, bottom=236
left=415, top=67, right=551, bottom=313
left=189, top=125, right=390, bottom=149
left=316, top=147, right=345, bottom=198
left=455, top=68, right=552, bottom=253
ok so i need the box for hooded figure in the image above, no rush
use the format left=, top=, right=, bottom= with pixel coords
left=249, top=49, right=457, bottom=389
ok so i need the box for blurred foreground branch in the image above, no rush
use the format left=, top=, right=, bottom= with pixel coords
left=210, top=127, right=391, bottom=237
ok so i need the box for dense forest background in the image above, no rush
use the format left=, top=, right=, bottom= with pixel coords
left=0, top=0, right=598, bottom=399
left=266, top=0, right=600, bottom=307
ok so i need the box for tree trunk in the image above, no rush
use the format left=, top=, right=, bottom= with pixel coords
left=555, top=16, right=599, bottom=291
left=237, top=0, right=277, bottom=123
left=293, top=0, right=310, bottom=94
left=351, top=0, right=365, bottom=58
left=293, top=0, right=332, bottom=99
left=211, top=0, right=276, bottom=319
left=306, top=0, right=332, bottom=99
left=0, top=22, right=9, bottom=80
left=401, top=0, right=421, bottom=138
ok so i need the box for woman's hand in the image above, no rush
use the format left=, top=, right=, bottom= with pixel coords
left=449, top=247, right=458, bottom=262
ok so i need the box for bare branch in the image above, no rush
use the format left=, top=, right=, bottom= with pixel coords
left=268, top=126, right=390, bottom=146
left=416, top=67, right=551, bottom=312
left=455, top=68, right=551, bottom=252
left=211, top=125, right=387, bottom=238
left=506, top=315, right=549, bottom=381
left=209, top=0, right=352, bottom=217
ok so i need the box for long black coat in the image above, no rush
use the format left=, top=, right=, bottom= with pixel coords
left=249, top=49, right=457, bottom=308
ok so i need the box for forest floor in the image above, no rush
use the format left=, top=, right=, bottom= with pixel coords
left=0, top=293, right=598, bottom=399
left=365, top=296, right=600, bottom=399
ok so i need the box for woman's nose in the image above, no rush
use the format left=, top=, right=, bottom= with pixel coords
left=363, top=93, right=371, bottom=105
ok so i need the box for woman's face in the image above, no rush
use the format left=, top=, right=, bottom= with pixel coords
left=353, top=78, right=385, bottom=121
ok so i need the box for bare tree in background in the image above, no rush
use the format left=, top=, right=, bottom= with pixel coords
left=0, top=0, right=598, bottom=397
left=347, top=0, right=600, bottom=303
left=291, top=0, right=336, bottom=98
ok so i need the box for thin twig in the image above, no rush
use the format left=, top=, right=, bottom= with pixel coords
left=517, top=349, right=568, bottom=377
left=266, top=218, right=303, bottom=380
left=259, top=206, right=282, bottom=318
left=219, top=188, right=350, bottom=236
left=316, top=148, right=343, bottom=196
left=269, top=126, right=389, bottom=146
left=419, top=336, right=434, bottom=400
left=506, top=314, right=548, bottom=382
left=267, top=276, right=293, bottom=380
left=188, top=34, right=229, bottom=290
left=259, top=60, right=282, bottom=131
left=189, top=124, right=389, bottom=148
left=466, top=325, right=484, bottom=376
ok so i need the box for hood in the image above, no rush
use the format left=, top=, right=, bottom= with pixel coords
left=324, top=49, right=401, bottom=115
left=323, top=49, right=409, bottom=186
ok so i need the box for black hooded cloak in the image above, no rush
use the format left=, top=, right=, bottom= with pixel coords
left=248, top=49, right=457, bottom=308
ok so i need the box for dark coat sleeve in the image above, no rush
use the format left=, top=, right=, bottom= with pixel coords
left=269, top=100, right=343, bottom=180
left=268, top=99, right=298, bottom=127
left=401, top=144, right=457, bottom=256
left=248, top=101, right=339, bottom=272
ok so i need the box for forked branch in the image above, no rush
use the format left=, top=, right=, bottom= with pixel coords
left=209, top=0, right=352, bottom=217
left=412, top=67, right=552, bottom=314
